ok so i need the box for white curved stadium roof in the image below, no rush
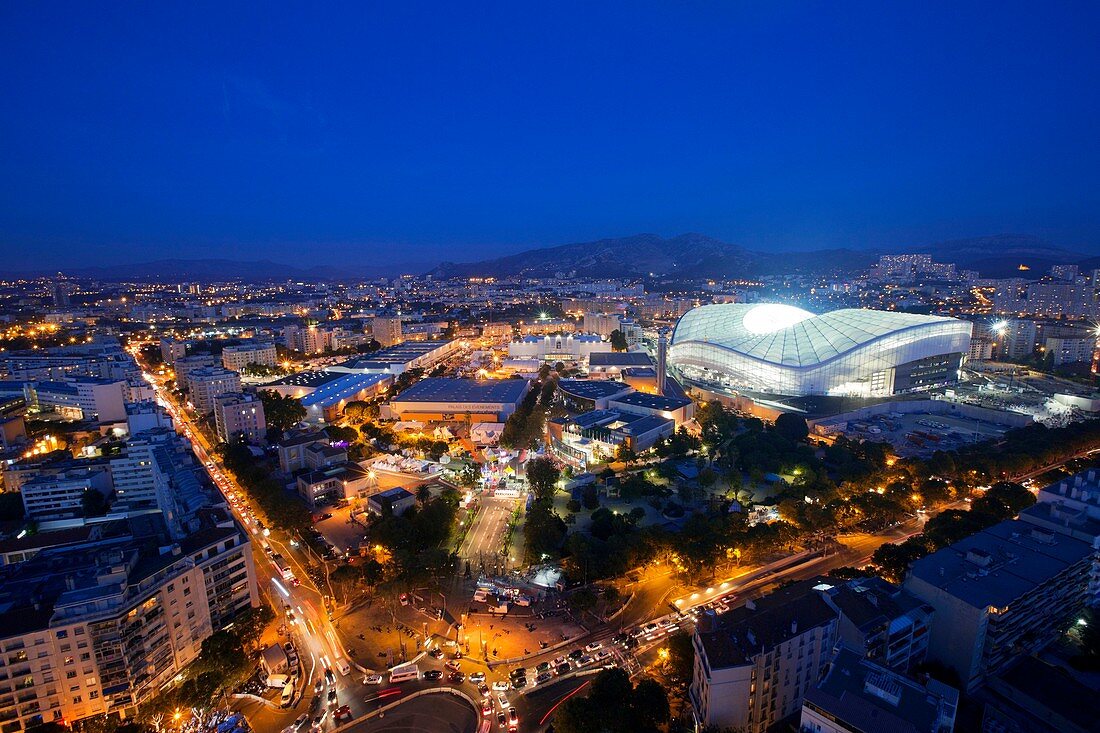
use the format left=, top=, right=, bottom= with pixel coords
left=671, top=303, right=964, bottom=367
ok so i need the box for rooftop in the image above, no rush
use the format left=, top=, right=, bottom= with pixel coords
left=588, top=351, right=653, bottom=367
left=300, top=372, right=390, bottom=408
left=696, top=578, right=838, bottom=669
left=672, top=303, right=970, bottom=367
left=335, top=340, right=455, bottom=370
left=609, top=391, right=693, bottom=412
left=264, top=370, right=344, bottom=389
left=391, top=378, right=530, bottom=405
left=556, top=379, right=633, bottom=400
left=805, top=647, right=958, bottom=733
left=907, top=519, right=1093, bottom=609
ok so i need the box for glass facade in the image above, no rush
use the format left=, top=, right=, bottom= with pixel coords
left=669, top=304, right=972, bottom=397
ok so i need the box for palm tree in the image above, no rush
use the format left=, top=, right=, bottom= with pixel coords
left=416, top=484, right=432, bottom=505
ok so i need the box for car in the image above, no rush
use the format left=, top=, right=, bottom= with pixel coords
left=508, top=708, right=519, bottom=731
left=326, top=688, right=337, bottom=705
left=578, top=655, right=593, bottom=667
left=293, top=714, right=309, bottom=730
left=314, top=678, right=324, bottom=694
left=567, top=649, right=583, bottom=661
left=324, top=668, right=336, bottom=685
left=584, top=642, right=602, bottom=652
left=308, top=695, right=322, bottom=713
left=551, top=655, right=567, bottom=667
left=594, top=649, right=614, bottom=662
left=320, top=512, right=333, bottom=520
left=481, top=698, right=493, bottom=715
left=429, top=648, right=445, bottom=659
left=496, top=712, right=507, bottom=729
left=496, top=693, right=510, bottom=709
left=333, top=706, right=352, bottom=722
left=554, top=662, right=570, bottom=676
left=535, top=661, right=551, bottom=674
left=492, top=680, right=511, bottom=691
left=511, top=676, right=526, bottom=690
left=310, top=711, right=327, bottom=733
left=535, top=671, right=552, bottom=685
left=363, top=674, right=383, bottom=685
left=423, top=670, right=443, bottom=681
left=477, top=682, right=490, bottom=697
left=292, top=577, right=301, bottom=587
left=469, top=671, right=486, bottom=683
left=445, top=661, right=462, bottom=672
left=448, top=671, right=465, bottom=683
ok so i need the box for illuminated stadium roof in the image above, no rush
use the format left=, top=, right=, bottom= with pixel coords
left=671, top=303, right=963, bottom=367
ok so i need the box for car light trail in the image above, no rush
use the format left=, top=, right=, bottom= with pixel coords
left=539, top=680, right=590, bottom=726
left=272, top=578, right=290, bottom=597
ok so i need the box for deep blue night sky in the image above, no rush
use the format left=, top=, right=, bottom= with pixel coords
left=2, top=2, right=1099, bottom=270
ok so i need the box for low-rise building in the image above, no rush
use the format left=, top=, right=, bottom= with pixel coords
left=507, top=334, right=611, bottom=363
left=299, top=372, right=392, bottom=424
left=587, top=350, right=653, bottom=378
left=277, top=431, right=331, bottom=474
left=547, top=408, right=675, bottom=469
left=556, top=379, right=633, bottom=412
left=607, top=391, right=695, bottom=426
left=800, top=647, right=958, bottom=733
left=214, top=392, right=266, bottom=444
left=903, top=519, right=1092, bottom=692
left=367, top=487, right=416, bottom=516
left=296, top=462, right=373, bottom=508
left=387, top=378, right=530, bottom=423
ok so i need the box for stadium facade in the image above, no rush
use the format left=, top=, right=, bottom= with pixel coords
left=669, top=303, right=972, bottom=397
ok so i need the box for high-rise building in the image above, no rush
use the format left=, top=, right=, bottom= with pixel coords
left=371, top=316, right=403, bottom=347
left=583, top=312, right=622, bottom=338
left=214, top=392, right=266, bottom=443
left=186, top=367, right=241, bottom=414
left=159, top=337, right=189, bottom=365
left=903, top=519, right=1092, bottom=692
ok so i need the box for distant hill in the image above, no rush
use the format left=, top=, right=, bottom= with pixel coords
left=40, top=258, right=429, bottom=282
left=431, top=232, right=1094, bottom=280
left=430, top=233, right=876, bottom=279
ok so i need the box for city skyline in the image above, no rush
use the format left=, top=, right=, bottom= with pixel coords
left=3, top=2, right=1100, bottom=269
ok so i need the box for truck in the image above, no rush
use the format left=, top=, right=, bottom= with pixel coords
left=266, top=673, right=290, bottom=688
left=271, top=553, right=294, bottom=581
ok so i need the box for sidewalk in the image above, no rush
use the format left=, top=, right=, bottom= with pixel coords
left=334, top=596, right=452, bottom=671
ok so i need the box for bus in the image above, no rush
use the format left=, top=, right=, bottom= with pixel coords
left=388, top=663, right=420, bottom=684
left=271, top=553, right=294, bottom=581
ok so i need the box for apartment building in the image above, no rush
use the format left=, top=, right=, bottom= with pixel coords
left=220, top=342, right=277, bottom=372
left=20, top=469, right=112, bottom=521
left=0, top=515, right=257, bottom=732
left=172, top=353, right=217, bottom=387
left=903, top=519, right=1092, bottom=692
left=1019, top=467, right=1100, bottom=607
left=22, top=378, right=128, bottom=423
left=213, top=392, right=266, bottom=444
left=371, top=317, right=403, bottom=347
left=158, top=337, right=188, bottom=365
left=186, top=367, right=241, bottom=414
left=800, top=647, right=958, bottom=733
left=689, top=580, right=838, bottom=732
left=815, top=576, right=933, bottom=673
left=582, top=312, right=622, bottom=338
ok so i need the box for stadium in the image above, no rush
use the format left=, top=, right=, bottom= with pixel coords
left=668, top=303, right=972, bottom=398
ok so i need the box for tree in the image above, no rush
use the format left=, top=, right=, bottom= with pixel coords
left=526, top=457, right=560, bottom=501
left=82, top=489, right=110, bottom=517
left=774, top=413, right=809, bottom=443
left=615, top=442, right=638, bottom=465
left=258, top=390, right=306, bottom=434
left=609, top=329, right=628, bottom=352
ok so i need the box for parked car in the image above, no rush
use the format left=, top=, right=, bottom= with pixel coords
left=584, top=642, right=603, bottom=652
left=448, top=671, right=465, bottom=683
left=293, top=714, right=309, bottom=730
left=333, top=706, right=352, bottom=722
left=496, top=693, right=510, bottom=709
left=535, top=671, right=552, bottom=685
left=477, top=682, right=490, bottom=698
left=423, top=670, right=443, bottom=681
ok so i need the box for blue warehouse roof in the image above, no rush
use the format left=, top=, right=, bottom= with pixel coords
left=392, top=378, right=529, bottom=404
left=300, top=373, right=390, bottom=408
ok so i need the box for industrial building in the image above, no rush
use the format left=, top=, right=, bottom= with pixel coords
left=298, top=372, right=392, bottom=423
left=328, top=340, right=459, bottom=376
left=669, top=303, right=972, bottom=397
left=386, top=378, right=530, bottom=423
